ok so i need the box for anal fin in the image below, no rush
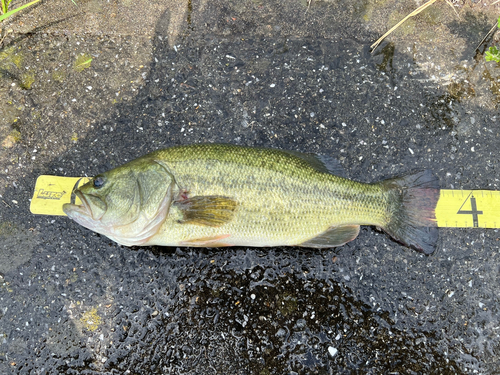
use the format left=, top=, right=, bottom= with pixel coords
left=298, top=225, right=360, bottom=248
left=180, top=234, right=232, bottom=247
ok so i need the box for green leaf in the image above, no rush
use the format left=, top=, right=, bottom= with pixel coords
left=485, top=46, right=500, bottom=63
left=0, top=0, right=40, bottom=22
left=74, top=54, right=93, bottom=72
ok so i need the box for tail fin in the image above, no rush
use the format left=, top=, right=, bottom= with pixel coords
left=380, top=170, right=439, bottom=254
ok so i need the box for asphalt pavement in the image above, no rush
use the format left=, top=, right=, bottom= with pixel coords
left=1, top=0, right=499, bottom=373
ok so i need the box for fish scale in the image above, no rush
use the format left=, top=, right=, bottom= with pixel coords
left=63, top=144, right=439, bottom=253
left=155, top=147, right=369, bottom=243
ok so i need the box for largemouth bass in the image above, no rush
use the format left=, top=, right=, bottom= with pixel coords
left=63, top=144, right=439, bottom=253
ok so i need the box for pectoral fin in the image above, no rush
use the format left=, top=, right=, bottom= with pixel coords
left=298, top=225, right=360, bottom=248
left=175, top=195, right=238, bottom=227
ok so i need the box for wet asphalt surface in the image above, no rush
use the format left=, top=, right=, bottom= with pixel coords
left=1, top=0, right=500, bottom=373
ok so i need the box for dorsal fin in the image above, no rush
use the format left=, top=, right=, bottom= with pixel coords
left=283, top=150, right=345, bottom=177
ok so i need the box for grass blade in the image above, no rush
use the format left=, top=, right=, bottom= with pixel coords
left=0, top=0, right=41, bottom=22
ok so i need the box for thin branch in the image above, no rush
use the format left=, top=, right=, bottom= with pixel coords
left=444, top=0, right=460, bottom=19
left=476, top=22, right=499, bottom=51
left=371, top=0, right=439, bottom=53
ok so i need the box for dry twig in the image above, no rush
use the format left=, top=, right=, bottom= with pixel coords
left=475, top=22, right=499, bottom=51
left=371, top=0, right=459, bottom=53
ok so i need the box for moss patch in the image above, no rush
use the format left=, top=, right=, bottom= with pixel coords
left=0, top=47, right=23, bottom=70
left=20, top=72, right=35, bottom=89
left=2, top=130, right=22, bottom=148
left=52, top=70, right=66, bottom=83
left=80, top=307, right=102, bottom=332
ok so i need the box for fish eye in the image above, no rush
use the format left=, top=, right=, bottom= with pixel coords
left=93, top=176, right=106, bottom=188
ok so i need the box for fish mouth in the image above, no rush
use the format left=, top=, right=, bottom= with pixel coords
left=74, top=190, right=92, bottom=216
left=63, top=191, right=90, bottom=217
left=63, top=191, right=105, bottom=221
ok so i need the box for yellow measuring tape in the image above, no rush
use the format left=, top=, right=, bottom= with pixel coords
left=435, top=189, right=500, bottom=228
left=30, top=176, right=500, bottom=228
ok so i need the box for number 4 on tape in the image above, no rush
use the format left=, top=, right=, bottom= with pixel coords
left=435, top=190, right=500, bottom=228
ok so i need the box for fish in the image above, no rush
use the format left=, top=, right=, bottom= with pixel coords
left=62, top=143, right=440, bottom=254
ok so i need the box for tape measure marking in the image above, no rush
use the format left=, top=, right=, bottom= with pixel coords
left=436, top=189, right=500, bottom=228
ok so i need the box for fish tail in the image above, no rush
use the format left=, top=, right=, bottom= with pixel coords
left=380, top=170, right=440, bottom=254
